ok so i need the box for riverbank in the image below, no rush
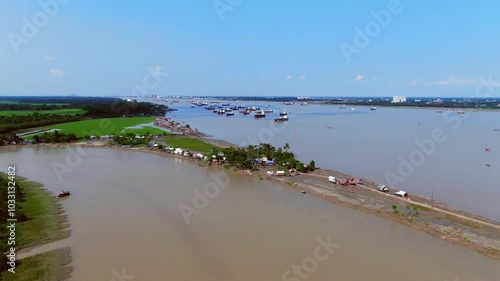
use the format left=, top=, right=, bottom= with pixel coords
left=2, top=140, right=499, bottom=260
left=0, top=174, right=72, bottom=280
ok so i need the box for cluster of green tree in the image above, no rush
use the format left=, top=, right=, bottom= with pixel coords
left=0, top=113, right=81, bottom=134
left=32, top=131, right=78, bottom=144
left=0, top=134, right=24, bottom=146
left=0, top=97, right=167, bottom=134
left=112, top=133, right=151, bottom=146
left=210, top=143, right=316, bottom=172
left=0, top=174, right=27, bottom=272
left=82, top=100, right=166, bottom=117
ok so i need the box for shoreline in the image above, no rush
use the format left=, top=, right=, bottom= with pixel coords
left=303, top=101, right=500, bottom=112
left=2, top=142, right=499, bottom=260
left=0, top=174, right=72, bottom=280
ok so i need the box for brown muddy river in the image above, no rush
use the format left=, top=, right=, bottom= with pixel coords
left=1, top=147, right=499, bottom=281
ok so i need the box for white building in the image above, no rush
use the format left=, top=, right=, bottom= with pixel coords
left=392, top=96, right=407, bottom=103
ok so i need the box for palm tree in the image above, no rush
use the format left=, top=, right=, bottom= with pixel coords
left=283, top=143, right=290, bottom=151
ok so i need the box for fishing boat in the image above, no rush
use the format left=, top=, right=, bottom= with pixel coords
left=436, top=110, right=442, bottom=113
left=217, top=109, right=225, bottom=115
left=243, top=111, right=250, bottom=115
left=279, top=111, right=287, bottom=116
left=254, top=110, right=266, bottom=118
left=226, top=110, right=234, bottom=116
left=221, top=103, right=230, bottom=106
left=457, top=111, right=465, bottom=114
left=274, top=115, right=288, bottom=122
left=264, top=109, right=273, bottom=113
left=58, top=190, right=71, bottom=198
left=370, top=106, right=377, bottom=111
left=351, top=108, right=358, bottom=111
left=485, top=147, right=491, bottom=152
left=339, top=105, right=346, bottom=109
left=284, top=102, right=294, bottom=105
left=300, top=102, right=308, bottom=106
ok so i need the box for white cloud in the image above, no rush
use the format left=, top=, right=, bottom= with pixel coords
left=372, top=77, right=379, bottom=80
left=150, top=65, right=163, bottom=75
left=299, top=75, right=306, bottom=80
left=285, top=74, right=293, bottom=80
left=49, top=68, right=63, bottom=77
left=410, top=80, right=417, bottom=86
left=428, top=75, right=500, bottom=88
left=355, top=74, right=364, bottom=81
left=431, top=76, right=474, bottom=86
left=45, top=56, right=55, bottom=61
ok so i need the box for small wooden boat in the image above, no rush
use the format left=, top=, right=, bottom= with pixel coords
left=486, top=164, right=491, bottom=167
left=485, top=148, right=491, bottom=152
left=58, top=190, right=71, bottom=198
left=301, top=190, right=306, bottom=194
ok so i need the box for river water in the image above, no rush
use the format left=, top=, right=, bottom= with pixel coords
left=1, top=147, right=499, bottom=280
left=167, top=102, right=500, bottom=221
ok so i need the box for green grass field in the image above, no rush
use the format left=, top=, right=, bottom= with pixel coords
left=33, top=116, right=155, bottom=138
left=122, top=126, right=171, bottom=135
left=0, top=108, right=86, bottom=117
left=0, top=174, right=70, bottom=280
left=164, top=137, right=217, bottom=153
left=1, top=248, right=72, bottom=281
left=5, top=178, right=70, bottom=249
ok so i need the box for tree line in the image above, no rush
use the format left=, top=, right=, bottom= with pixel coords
left=0, top=97, right=167, bottom=135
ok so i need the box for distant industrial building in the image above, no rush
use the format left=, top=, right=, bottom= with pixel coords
left=392, top=96, right=407, bottom=103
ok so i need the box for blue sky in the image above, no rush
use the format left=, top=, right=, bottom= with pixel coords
left=1, top=0, right=499, bottom=97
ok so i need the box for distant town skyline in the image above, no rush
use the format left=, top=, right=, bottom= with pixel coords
left=1, top=1, right=499, bottom=97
